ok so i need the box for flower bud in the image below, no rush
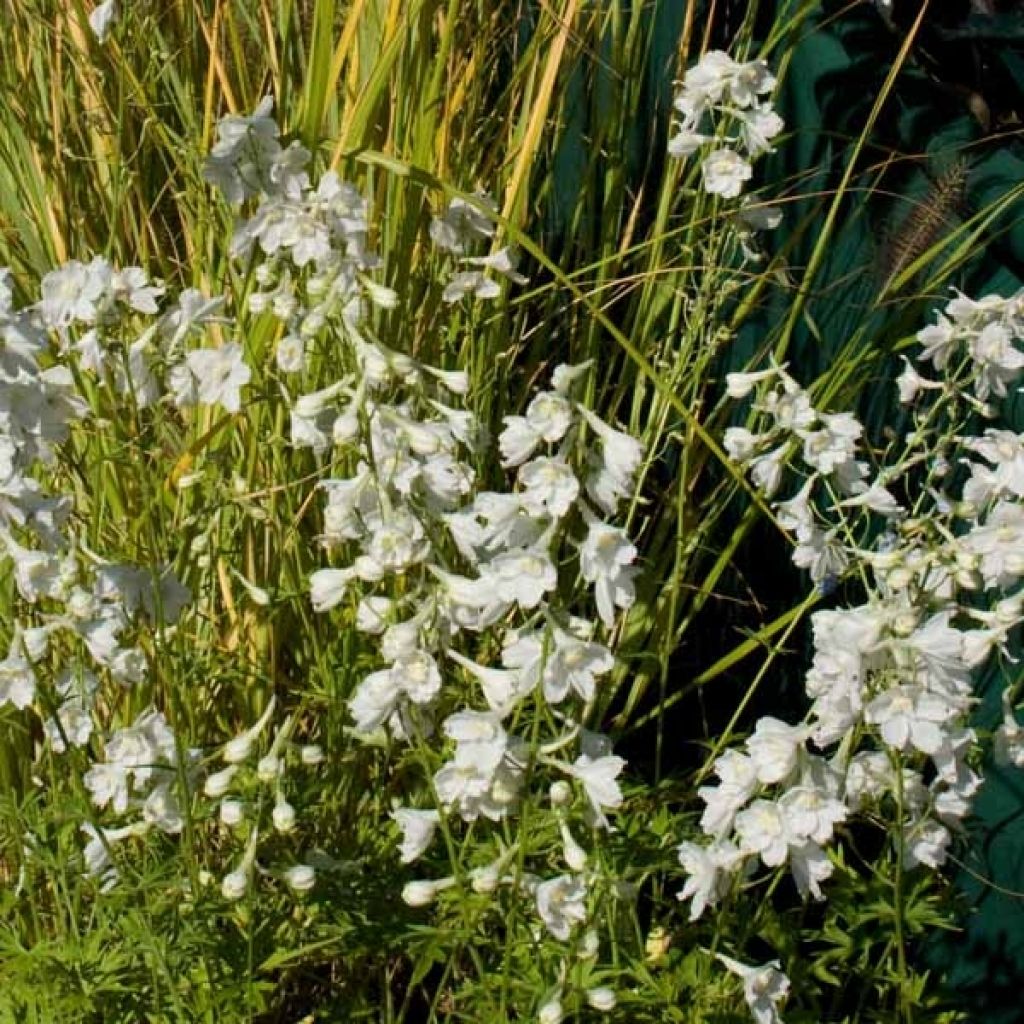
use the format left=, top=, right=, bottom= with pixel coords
left=560, top=823, right=587, bottom=872
left=221, top=869, right=248, bottom=901
left=300, top=744, right=324, bottom=766
left=549, top=781, right=572, bottom=808
left=284, top=864, right=315, bottom=892
left=402, top=880, right=440, bottom=907
left=257, top=754, right=282, bottom=783
left=538, top=996, right=563, bottom=1024
left=220, top=799, right=245, bottom=827
left=579, top=928, right=600, bottom=959
left=272, top=798, right=297, bottom=834
left=586, top=987, right=617, bottom=1012
left=471, top=862, right=501, bottom=894
left=204, top=765, right=237, bottom=799
left=223, top=735, right=253, bottom=764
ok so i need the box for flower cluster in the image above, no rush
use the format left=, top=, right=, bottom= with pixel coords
left=0, top=260, right=210, bottom=882
left=429, top=192, right=528, bottom=302
left=907, top=288, right=1024, bottom=404
left=195, top=99, right=645, bottom=1005
left=205, top=700, right=325, bottom=899
left=680, top=290, right=1024, bottom=950
left=668, top=50, right=784, bottom=199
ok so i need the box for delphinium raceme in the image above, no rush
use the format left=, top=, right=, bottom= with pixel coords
left=674, top=289, right=1024, bottom=1021
left=198, top=99, right=645, bottom=1015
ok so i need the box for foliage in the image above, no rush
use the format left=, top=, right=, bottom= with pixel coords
left=0, top=2, right=1022, bottom=1023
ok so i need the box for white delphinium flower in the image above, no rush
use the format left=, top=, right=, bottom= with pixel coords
left=896, top=357, right=940, bottom=404
left=463, top=247, right=528, bottom=285
left=968, top=321, right=1024, bottom=400
left=668, top=127, right=711, bottom=158
left=559, top=821, right=588, bottom=871
left=431, top=565, right=510, bottom=632
left=489, top=548, right=559, bottom=609
left=109, top=266, right=163, bottom=314
left=0, top=644, right=36, bottom=709
left=745, top=717, right=810, bottom=784
left=726, top=365, right=784, bottom=399
left=441, top=271, right=501, bottom=303
left=578, top=406, right=644, bottom=514
left=363, top=508, right=429, bottom=575
left=38, top=258, right=110, bottom=329
left=747, top=445, right=787, bottom=497
left=698, top=749, right=759, bottom=838
left=903, top=817, right=951, bottom=869
left=676, top=839, right=744, bottom=920
left=356, top=595, right=393, bottom=634
left=579, top=520, right=638, bottom=626
left=83, top=761, right=131, bottom=814
left=535, top=874, right=587, bottom=940
left=797, top=411, right=862, bottom=477
left=44, top=697, right=94, bottom=752
left=158, top=289, right=227, bottom=349
left=787, top=838, right=834, bottom=900
left=864, top=684, right=961, bottom=757
left=717, top=954, right=790, bottom=1024
left=391, top=649, right=443, bottom=705
left=81, top=821, right=148, bottom=891
left=518, top=456, right=580, bottom=519
left=962, top=501, right=1024, bottom=589
left=309, top=567, right=356, bottom=612
left=916, top=313, right=958, bottom=369
left=568, top=753, right=625, bottom=826
left=963, top=429, right=1024, bottom=504
left=733, top=799, right=792, bottom=867
left=220, top=798, right=245, bottom=827
left=538, top=994, right=564, bottom=1024
left=434, top=711, right=524, bottom=821
left=203, top=97, right=306, bottom=204
left=526, top=390, right=574, bottom=443
left=448, top=649, right=528, bottom=714
left=757, top=378, right=816, bottom=431
left=272, top=795, right=297, bottom=833
left=778, top=785, right=846, bottom=846
left=185, top=343, right=251, bottom=413
left=275, top=333, right=305, bottom=374
left=391, top=807, right=440, bottom=863
left=701, top=149, right=754, bottom=199
left=300, top=744, right=324, bottom=765
left=502, top=624, right=613, bottom=705
left=737, top=106, right=785, bottom=157
left=499, top=415, right=544, bottom=467
left=723, top=426, right=766, bottom=463
left=204, top=765, right=238, bottom=799
left=430, top=193, right=497, bottom=254
left=88, top=0, right=119, bottom=41
left=349, top=668, right=403, bottom=734
left=143, top=782, right=184, bottom=834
